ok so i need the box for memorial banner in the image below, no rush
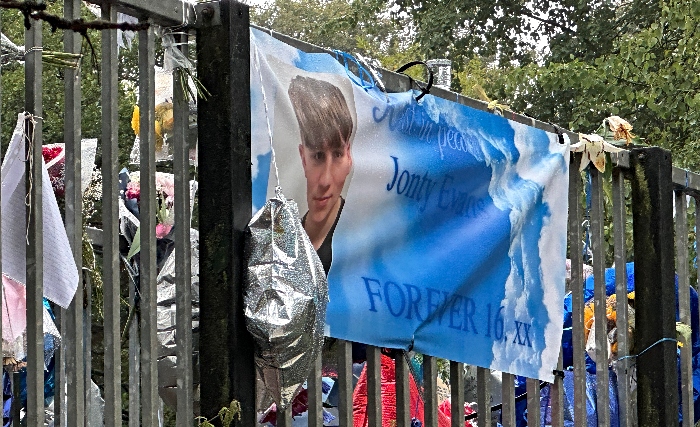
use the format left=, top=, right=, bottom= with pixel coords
left=250, top=28, right=570, bottom=382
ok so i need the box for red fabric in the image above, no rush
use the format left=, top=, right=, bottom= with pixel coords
left=352, top=354, right=451, bottom=427
left=42, top=144, right=65, bottom=198
left=438, top=399, right=478, bottom=427
left=259, top=388, right=309, bottom=425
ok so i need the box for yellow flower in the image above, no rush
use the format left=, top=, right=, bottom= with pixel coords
left=130, top=102, right=175, bottom=150
left=154, top=101, right=174, bottom=150
left=606, top=116, right=634, bottom=145
left=155, top=102, right=174, bottom=134
left=131, top=105, right=140, bottom=136
left=155, top=120, right=162, bottom=147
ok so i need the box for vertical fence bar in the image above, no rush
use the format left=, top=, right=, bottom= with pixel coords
left=395, top=352, right=411, bottom=427
left=568, top=153, right=586, bottom=426
left=83, top=270, right=92, bottom=426
left=367, top=346, right=383, bottom=426
left=590, top=167, right=610, bottom=427
left=451, top=362, right=465, bottom=427
left=630, top=147, right=678, bottom=426
left=613, top=167, right=631, bottom=427
left=697, top=199, right=700, bottom=422
left=0, top=8, right=4, bottom=427
left=675, top=190, right=693, bottom=425
left=139, top=20, right=159, bottom=427
left=101, top=3, right=121, bottom=426
left=277, top=407, right=293, bottom=427
left=696, top=197, right=700, bottom=424
left=65, top=2, right=85, bottom=426
left=307, top=354, right=323, bottom=427
left=173, top=33, right=194, bottom=427
left=501, top=373, right=515, bottom=426
left=337, top=340, right=353, bottom=426
left=550, top=352, right=565, bottom=427
left=56, top=309, right=65, bottom=427
left=11, top=372, right=20, bottom=425
left=526, top=378, right=540, bottom=426
left=423, top=355, right=438, bottom=427
left=197, top=1, right=256, bottom=422
left=129, top=283, right=141, bottom=427
left=25, top=10, right=44, bottom=427
left=475, top=366, right=489, bottom=427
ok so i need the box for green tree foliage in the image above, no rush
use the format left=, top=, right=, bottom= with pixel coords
left=253, top=0, right=700, bottom=169
left=395, top=0, right=661, bottom=66
left=483, top=0, right=700, bottom=169
left=251, top=0, right=423, bottom=72
left=1, top=3, right=138, bottom=167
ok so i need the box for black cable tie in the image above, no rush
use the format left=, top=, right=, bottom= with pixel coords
left=551, top=123, right=566, bottom=145
left=552, top=369, right=565, bottom=379
left=395, top=61, right=434, bottom=102
left=22, top=10, right=31, bottom=30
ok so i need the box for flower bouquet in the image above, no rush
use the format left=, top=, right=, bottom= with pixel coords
left=122, top=170, right=176, bottom=262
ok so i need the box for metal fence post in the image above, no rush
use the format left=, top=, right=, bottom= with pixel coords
left=101, top=3, right=122, bottom=426
left=0, top=10, right=4, bottom=427
left=25, top=9, right=44, bottom=427
left=629, top=147, right=678, bottom=426
left=173, top=34, right=195, bottom=427
left=196, top=0, right=256, bottom=424
left=138, top=19, right=159, bottom=427
left=64, top=1, right=86, bottom=426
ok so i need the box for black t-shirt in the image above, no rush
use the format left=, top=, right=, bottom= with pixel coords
left=303, top=198, right=367, bottom=367
left=302, top=197, right=344, bottom=275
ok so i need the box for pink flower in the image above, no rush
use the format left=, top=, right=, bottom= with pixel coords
left=155, top=172, right=174, bottom=204
left=126, top=181, right=140, bottom=201
left=155, top=223, right=172, bottom=239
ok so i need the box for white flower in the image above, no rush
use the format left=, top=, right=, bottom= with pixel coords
left=606, top=116, right=634, bottom=144
left=571, top=133, right=624, bottom=172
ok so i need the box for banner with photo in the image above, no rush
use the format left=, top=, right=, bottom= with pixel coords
left=250, top=28, right=570, bottom=382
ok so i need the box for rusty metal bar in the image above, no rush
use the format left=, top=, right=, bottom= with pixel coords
left=568, top=153, right=587, bottom=426
left=25, top=9, right=44, bottom=427
left=138, top=19, right=159, bottom=427
left=675, top=190, right=693, bottom=425
left=101, top=3, right=122, bottom=426
left=590, top=166, right=610, bottom=427
left=172, top=32, right=195, bottom=427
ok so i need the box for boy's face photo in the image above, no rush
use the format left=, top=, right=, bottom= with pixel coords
left=299, top=139, right=352, bottom=224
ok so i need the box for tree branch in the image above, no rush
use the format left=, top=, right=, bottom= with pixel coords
left=519, top=9, right=577, bottom=35
left=0, top=0, right=150, bottom=32
left=30, top=12, right=150, bottom=33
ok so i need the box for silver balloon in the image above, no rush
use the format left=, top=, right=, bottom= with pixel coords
left=245, top=188, right=328, bottom=411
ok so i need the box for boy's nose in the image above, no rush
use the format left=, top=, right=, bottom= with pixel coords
left=318, top=158, right=333, bottom=187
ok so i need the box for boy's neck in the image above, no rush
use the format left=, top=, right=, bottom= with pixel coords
left=305, top=197, right=342, bottom=250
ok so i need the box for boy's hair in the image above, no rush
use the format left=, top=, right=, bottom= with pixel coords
left=288, top=76, right=353, bottom=151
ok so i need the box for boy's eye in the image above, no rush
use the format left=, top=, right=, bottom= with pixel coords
left=333, top=151, right=344, bottom=158
left=313, top=152, right=325, bottom=160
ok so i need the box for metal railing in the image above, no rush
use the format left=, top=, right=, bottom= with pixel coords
left=5, top=0, right=700, bottom=426
left=6, top=1, right=195, bottom=426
